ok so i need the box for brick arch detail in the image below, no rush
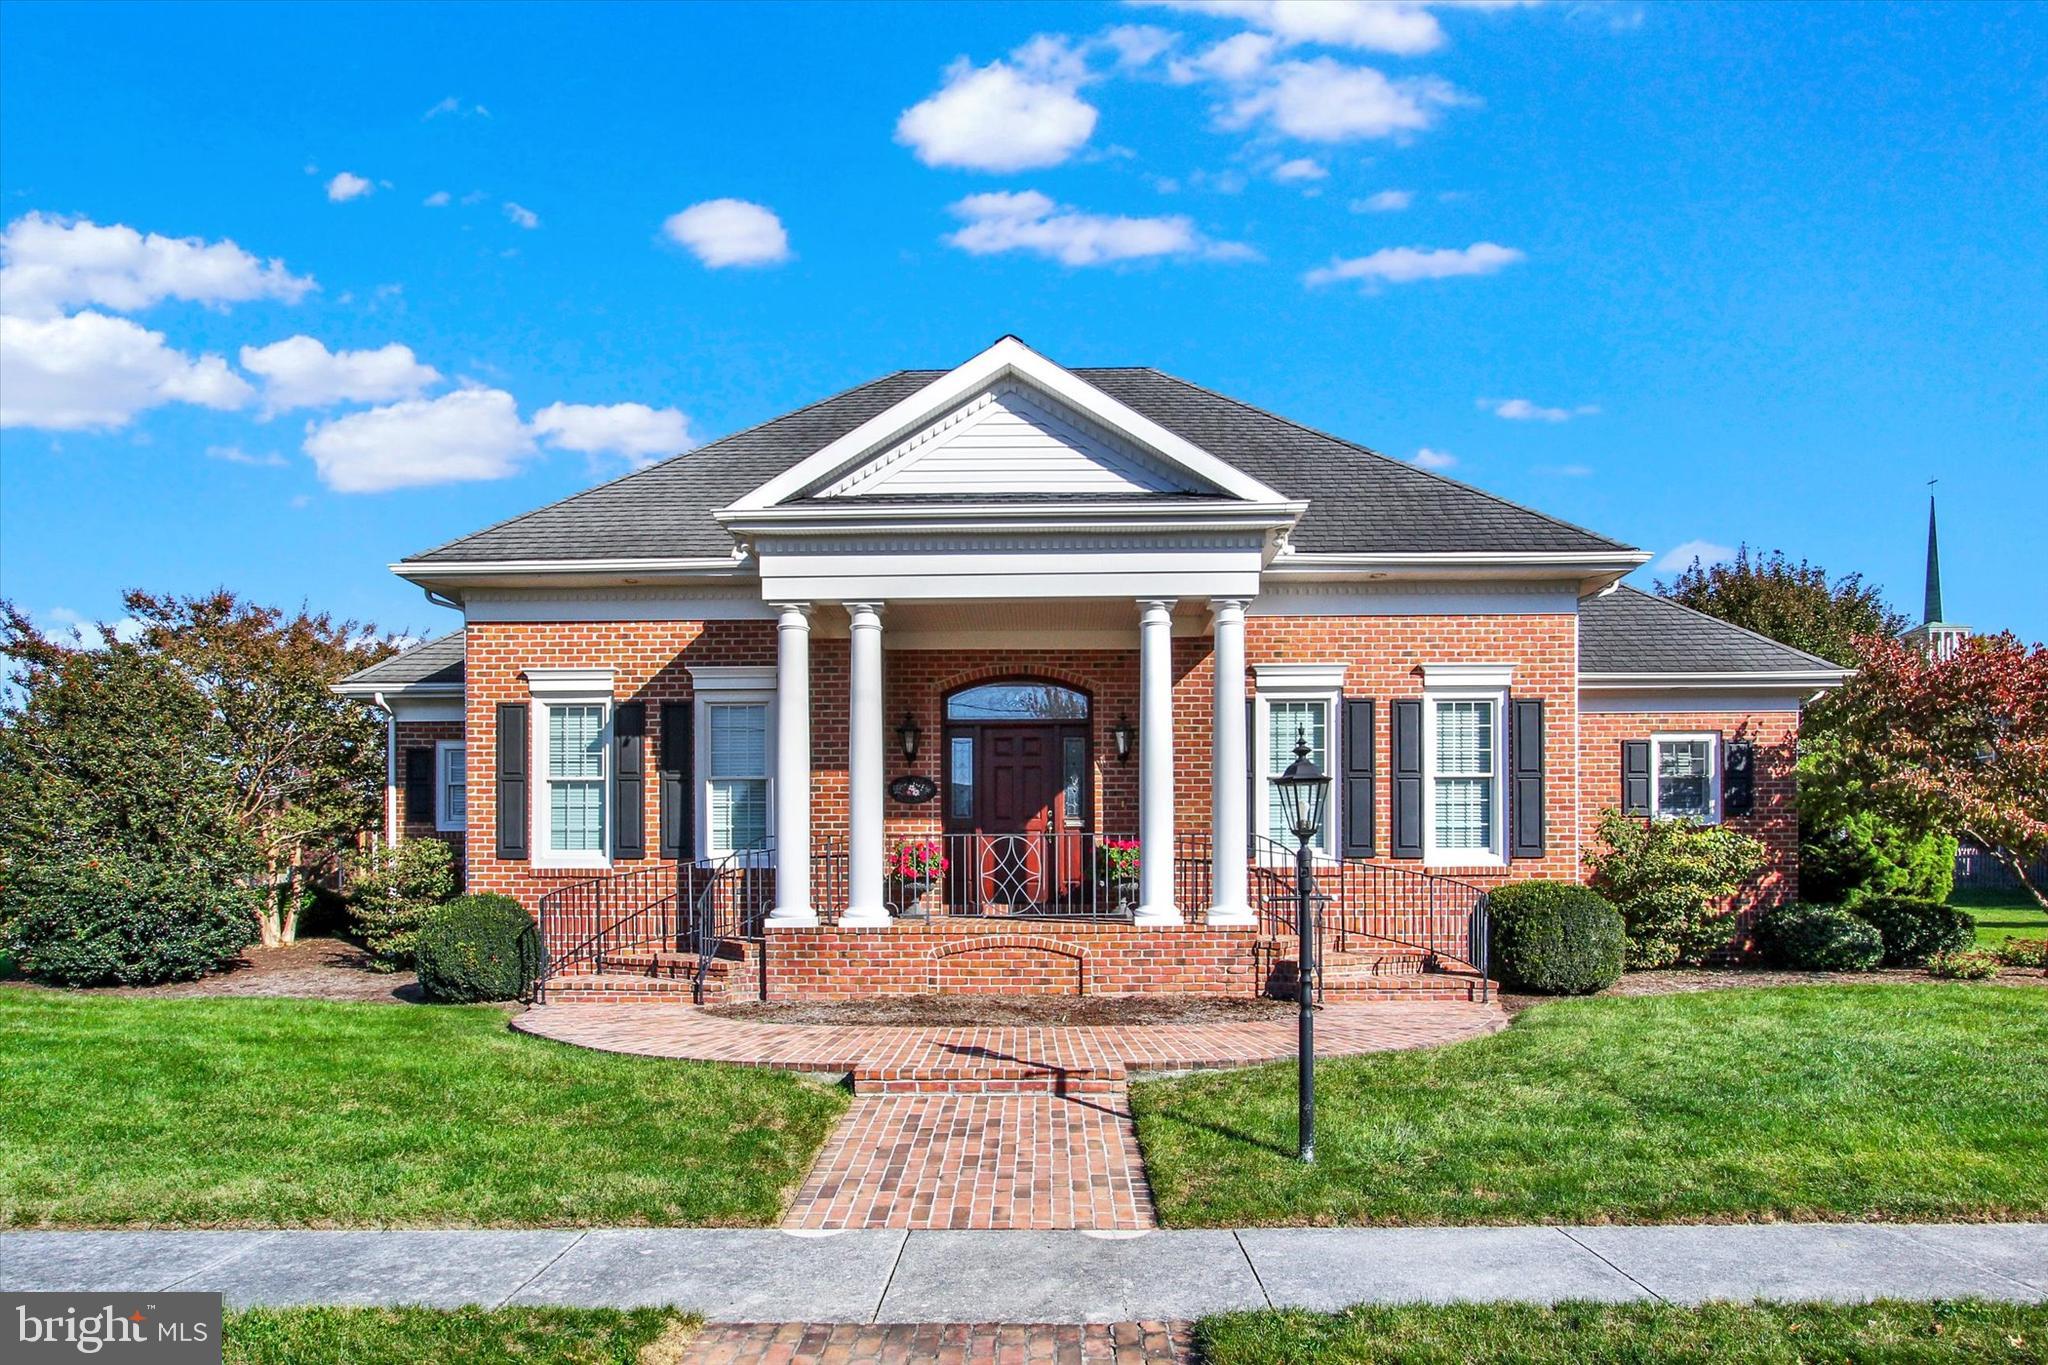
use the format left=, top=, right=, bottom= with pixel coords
left=926, top=934, right=1092, bottom=995
left=933, top=664, right=1101, bottom=702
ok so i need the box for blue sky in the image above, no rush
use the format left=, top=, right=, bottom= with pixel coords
left=3, top=0, right=2043, bottom=645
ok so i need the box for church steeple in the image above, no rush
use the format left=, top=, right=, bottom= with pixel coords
left=1923, top=493, right=1944, bottom=627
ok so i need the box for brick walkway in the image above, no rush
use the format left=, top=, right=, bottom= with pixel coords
left=680, top=1321, right=1195, bottom=1363
left=784, top=1091, right=1156, bottom=1230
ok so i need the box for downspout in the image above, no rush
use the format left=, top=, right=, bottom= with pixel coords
left=372, top=691, right=397, bottom=849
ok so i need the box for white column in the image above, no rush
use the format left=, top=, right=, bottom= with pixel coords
left=842, top=601, right=889, bottom=927
left=1207, top=599, right=1254, bottom=926
left=766, top=603, right=816, bottom=928
left=1135, top=598, right=1182, bottom=926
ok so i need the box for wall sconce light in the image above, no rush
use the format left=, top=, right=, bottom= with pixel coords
left=1113, top=714, right=1135, bottom=763
left=896, top=710, right=921, bottom=762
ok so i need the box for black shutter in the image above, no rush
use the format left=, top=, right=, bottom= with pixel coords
left=403, top=747, right=435, bottom=824
left=1245, top=696, right=1255, bottom=855
left=496, top=704, right=529, bottom=860
left=1723, top=738, right=1755, bottom=817
left=1341, top=698, right=1375, bottom=857
left=1510, top=698, right=1546, bottom=860
left=1391, top=699, right=1424, bottom=859
left=659, top=701, right=694, bottom=861
left=613, top=702, right=646, bottom=860
left=1621, top=739, right=1652, bottom=817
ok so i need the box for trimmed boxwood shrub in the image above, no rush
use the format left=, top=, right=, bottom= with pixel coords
left=2, top=848, right=258, bottom=986
left=1485, top=880, right=1627, bottom=995
left=1851, top=895, right=1974, bottom=968
left=1754, top=902, right=1884, bottom=972
left=414, top=893, right=541, bottom=1003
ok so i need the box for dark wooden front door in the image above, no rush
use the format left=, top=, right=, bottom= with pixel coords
left=946, top=721, right=1090, bottom=910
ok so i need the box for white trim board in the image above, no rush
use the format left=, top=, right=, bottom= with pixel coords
left=1581, top=691, right=1805, bottom=714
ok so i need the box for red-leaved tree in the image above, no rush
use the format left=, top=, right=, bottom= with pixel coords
left=1808, top=631, right=2048, bottom=908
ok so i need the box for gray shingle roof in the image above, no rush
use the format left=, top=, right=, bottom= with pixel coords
left=1579, top=587, right=1843, bottom=674
left=338, top=630, right=465, bottom=688
left=405, top=368, right=1631, bottom=563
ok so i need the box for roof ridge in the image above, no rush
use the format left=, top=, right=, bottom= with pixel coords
left=401, top=371, right=922, bottom=563
left=1132, top=367, right=1637, bottom=553
left=1602, top=585, right=1845, bottom=671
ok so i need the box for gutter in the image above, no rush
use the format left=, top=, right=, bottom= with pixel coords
left=371, top=691, right=397, bottom=850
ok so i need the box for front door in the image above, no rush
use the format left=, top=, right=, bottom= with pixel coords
left=945, top=720, right=1090, bottom=911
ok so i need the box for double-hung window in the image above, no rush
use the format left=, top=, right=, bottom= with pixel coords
left=1252, top=663, right=1346, bottom=860
left=1265, top=700, right=1330, bottom=848
left=1420, top=664, right=1511, bottom=866
left=525, top=668, right=617, bottom=868
left=1652, top=734, right=1719, bottom=823
left=435, top=742, right=467, bottom=832
left=706, top=702, right=770, bottom=855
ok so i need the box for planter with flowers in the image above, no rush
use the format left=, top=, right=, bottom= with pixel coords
left=890, top=838, right=949, bottom=917
left=1098, top=839, right=1141, bottom=911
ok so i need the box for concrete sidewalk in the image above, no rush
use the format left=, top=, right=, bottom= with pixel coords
left=4, top=1224, right=2043, bottom=1322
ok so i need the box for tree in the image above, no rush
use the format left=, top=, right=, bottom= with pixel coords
left=1, top=592, right=398, bottom=947
left=1658, top=545, right=1907, bottom=668
left=1806, top=632, right=2048, bottom=909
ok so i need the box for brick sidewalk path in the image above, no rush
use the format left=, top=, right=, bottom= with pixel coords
left=784, top=1090, right=1156, bottom=1230
left=681, top=1321, right=1195, bottom=1363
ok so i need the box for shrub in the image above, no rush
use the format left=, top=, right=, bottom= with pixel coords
left=1, top=847, right=258, bottom=986
left=1926, top=949, right=2002, bottom=981
left=1992, top=938, right=2047, bottom=970
left=342, top=837, right=456, bottom=970
left=1485, top=881, right=1626, bottom=995
left=1584, top=810, right=1767, bottom=968
left=414, top=893, right=541, bottom=1003
left=1754, top=902, right=1885, bottom=972
left=1850, top=895, right=1974, bottom=967
left=1799, top=811, right=1957, bottom=907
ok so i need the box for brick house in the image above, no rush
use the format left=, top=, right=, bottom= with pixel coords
left=336, top=337, right=1844, bottom=1003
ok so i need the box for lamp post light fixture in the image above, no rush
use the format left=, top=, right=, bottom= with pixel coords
left=1112, top=714, right=1135, bottom=763
left=1271, top=726, right=1331, bottom=1163
left=896, top=711, right=921, bottom=763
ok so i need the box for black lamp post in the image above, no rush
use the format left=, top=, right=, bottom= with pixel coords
left=1271, top=727, right=1331, bottom=1163
left=896, top=711, right=921, bottom=762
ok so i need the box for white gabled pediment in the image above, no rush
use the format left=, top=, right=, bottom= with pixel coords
left=726, top=336, right=1293, bottom=512
left=816, top=380, right=1201, bottom=499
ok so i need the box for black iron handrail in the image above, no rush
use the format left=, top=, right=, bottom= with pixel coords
left=535, top=863, right=681, bottom=1001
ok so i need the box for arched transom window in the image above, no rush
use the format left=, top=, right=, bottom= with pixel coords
left=945, top=682, right=1090, bottom=722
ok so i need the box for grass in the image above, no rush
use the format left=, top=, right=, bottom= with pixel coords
left=0, top=990, right=846, bottom=1228
left=225, top=1307, right=695, bottom=1364
left=1196, top=1300, right=2048, bottom=1364
left=1952, top=887, right=2048, bottom=949
left=1131, top=985, right=2048, bottom=1228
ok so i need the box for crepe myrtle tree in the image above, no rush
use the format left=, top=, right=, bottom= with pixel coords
left=1808, top=631, right=2048, bottom=909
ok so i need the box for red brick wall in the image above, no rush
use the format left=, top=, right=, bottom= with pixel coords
left=1578, top=706, right=1802, bottom=931
left=392, top=719, right=465, bottom=876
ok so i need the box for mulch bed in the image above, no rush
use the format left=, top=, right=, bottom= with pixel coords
left=705, top=993, right=1297, bottom=1027
left=7, top=938, right=422, bottom=1004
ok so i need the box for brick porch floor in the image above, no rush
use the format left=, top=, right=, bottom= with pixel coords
left=680, top=1321, right=1195, bottom=1364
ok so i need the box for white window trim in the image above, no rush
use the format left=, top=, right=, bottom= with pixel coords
left=529, top=687, right=615, bottom=871
left=435, top=740, right=467, bottom=833
left=1650, top=732, right=1722, bottom=825
left=695, top=688, right=778, bottom=860
left=1253, top=663, right=1347, bottom=863
left=1422, top=684, right=1508, bottom=869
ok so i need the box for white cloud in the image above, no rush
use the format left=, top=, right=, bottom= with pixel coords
left=1100, top=24, right=1179, bottom=68
left=423, top=190, right=452, bottom=208
left=1410, top=446, right=1458, bottom=470
left=1223, top=58, right=1461, bottom=142
left=1141, top=1, right=1454, bottom=56
left=944, top=190, right=1253, bottom=267
left=1304, top=241, right=1524, bottom=289
left=238, top=336, right=441, bottom=413
left=423, top=95, right=489, bottom=120
left=1168, top=31, right=1279, bottom=83
left=1484, top=397, right=1601, bottom=422
left=897, top=56, right=1099, bottom=172
left=206, top=443, right=287, bottom=467
left=1271, top=157, right=1327, bottom=184
left=302, top=386, right=533, bottom=493
left=662, top=199, right=791, bottom=268
left=0, top=213, right=315, bottom=319
left=1656, top=539, right=1735, bottom=573
left=0, top=310, right=252, bottom=430
left=1352, top=189, right=1413, bottom=213
left=38, top=607, right=146, bottom=650
left=326, top=172, right=374, bottom=203
left=532, top=402, right=693, bottom=467
left=503, top=202, right=540, bottom=230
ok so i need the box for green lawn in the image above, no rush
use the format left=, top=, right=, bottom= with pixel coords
left=1197, top=1300, right=2048, bottom=1365
left=0, top=990, right=846, bottom=1228
left=1132, top=985, right=2048, bottom=1228
left=1953, top=887, right=2048, bottom=949
left=225, top=1307, right=693, bottom=1365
